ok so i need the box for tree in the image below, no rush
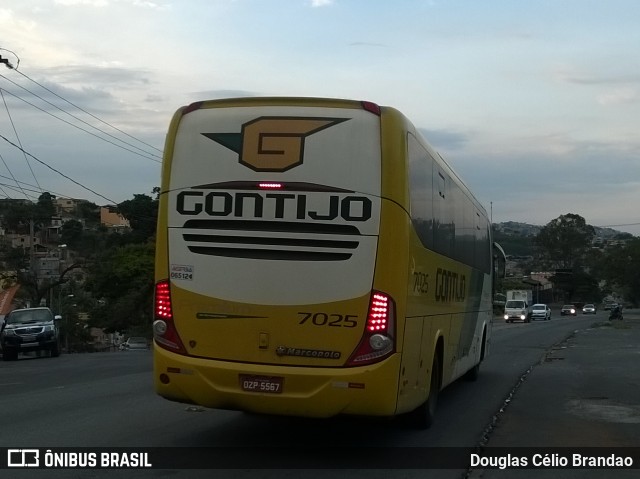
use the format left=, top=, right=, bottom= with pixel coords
left=535, top=214, right=595, bottom=268
left=600, top=238, right=640, bottom=306
left=74, top=200, right=100, bottom=227
left=34, top=192, right=56, bottom=222
left=117, top=192, right=159, bottom=243
left=2, top=245, right=84, bottom=308
left=85, top=242, right=155, bottom=334
left=535, top=214, right=598, bottom=302
left=60, top=219, right=84, bottom=249
left=1, top=200, right=33, bottom=233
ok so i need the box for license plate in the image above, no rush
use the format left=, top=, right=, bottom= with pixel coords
left=21, top=335, right=36, bottom=342
left=239, top=375, right=283, bottom=394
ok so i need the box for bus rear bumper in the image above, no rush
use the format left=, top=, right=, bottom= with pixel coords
left=153, top=346, right=402, bottom=418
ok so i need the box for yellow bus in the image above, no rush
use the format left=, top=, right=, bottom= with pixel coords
left=153, top=97, right=503, bottom=428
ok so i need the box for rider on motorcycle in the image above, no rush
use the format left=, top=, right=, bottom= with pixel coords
left=609, top=304, right=623, bottom=321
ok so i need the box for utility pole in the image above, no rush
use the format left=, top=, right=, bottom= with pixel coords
left=30, top=219, right=36, bottom=308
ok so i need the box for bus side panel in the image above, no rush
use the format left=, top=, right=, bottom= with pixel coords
left=156, top=107, right=186, bottom=283
left=376, top=108, right=413, bottom=414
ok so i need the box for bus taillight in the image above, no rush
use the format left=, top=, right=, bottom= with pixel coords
left=153, top=280, right=187, bottom=354
left=346, top=291, right=396, bottom=366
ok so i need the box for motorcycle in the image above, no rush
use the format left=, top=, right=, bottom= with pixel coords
left=608, top=306, right=623, bottom=321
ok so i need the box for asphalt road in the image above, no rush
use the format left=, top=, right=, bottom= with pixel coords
left=0, top=311, right=612, bottom=478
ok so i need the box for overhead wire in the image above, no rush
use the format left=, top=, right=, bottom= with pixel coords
left=0, top=181, right=40, bottom=200
left=0, top=48, right=162, bottom=220
left=0, top=148, right=29, bottom=200
left=0, top=133, right=118, bottom=205
left=1, top=88, right=43, bottom=193
left=0, top=175, right=159, bottom=229
left=14, top=67, right=162, bottom=155
left=0, top=84, right=161, bottom=164
left=0, top=49, right=160, bottom=227
left=0, top=173, right=74, bottom=201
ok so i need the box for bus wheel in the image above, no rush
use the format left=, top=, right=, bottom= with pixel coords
left=411, top=354, right=441, bottom=429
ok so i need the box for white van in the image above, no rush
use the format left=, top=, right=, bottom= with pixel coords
left=504, top=300, right=531, bottom=323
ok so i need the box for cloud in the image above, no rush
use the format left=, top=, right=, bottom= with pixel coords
left=597, top=87, right=639, bottom=106
left=38, top=64, right=153, bottom=86
left=419, top=128, right=472, bottom=150
left=554, top=68, right=640, bottom=86
left=188, top=90, right=259, bottom=101
left=54, top=0, right=109, bottom=6
left=0, top=65, right=156, bottom=120
left=53, top=0, right=167, bottom=7
left=310, top=0, right=334, bottom=7
left=349, top=42, right=389, bottom=48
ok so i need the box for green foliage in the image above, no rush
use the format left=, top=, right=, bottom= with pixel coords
left=74, top=200, right=100, bottom=226
left=85, top=242, right=155, bottom=334
left=492, top=229, right=535, bottom=257
left=0, top=200, right=33, bottom=233
left=533, top=214, right=600, bottom=302
left=117, top=193, right=158, bottom=243
left=535, top=213, right=595, bottom=268
left=35, top=192, right=56, bottom=222
left=60, top=219, right=84, bottom=249
left=598, top=238, right=640, bottom=306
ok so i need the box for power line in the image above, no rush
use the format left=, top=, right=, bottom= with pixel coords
left=0, top=148, right=29, bottom=199
left=0, top=48, right=161, bottom=160
left=0, top=181, right=40, bottom=200
left=0, top=84, right=161, bottom=164
left=0, top=173, right=74, bottom=201
left=14, top=68, right=162, bottom=155
left=0, top=133, right=117, bottom=205
left=1, top=88, right=43, bottom=192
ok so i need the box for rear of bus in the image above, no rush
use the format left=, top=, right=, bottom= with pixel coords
left=153, top=98, right=409, bottom=418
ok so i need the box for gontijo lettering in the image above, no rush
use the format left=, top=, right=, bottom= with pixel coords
left=435, top=268, right=466, bottom=302
left=176, top=191, right=372, bottom=222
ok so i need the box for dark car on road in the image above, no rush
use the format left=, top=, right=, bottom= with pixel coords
left=0, top=307, right=62, bottom=361
left=561, top=305, right=577, bottom=316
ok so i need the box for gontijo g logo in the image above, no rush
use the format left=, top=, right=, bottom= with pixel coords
left=202, top=116, right=349, bottom=172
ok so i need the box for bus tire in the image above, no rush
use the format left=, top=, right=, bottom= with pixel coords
left=411, top=353, right=441, bottom=429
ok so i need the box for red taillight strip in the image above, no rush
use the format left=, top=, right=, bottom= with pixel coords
left=367, top=293, right=389, bottom=332
left=153, top=280, right=187, bottom=355
left=155, top=281, right=173, bottom=319
left=346, top=290, right=396, bottom=366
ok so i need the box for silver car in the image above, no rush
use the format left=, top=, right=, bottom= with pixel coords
left=530, top=304, right=551, bottom=321
left=582, top=304, right=596, bottom=314
left=120, top=337, right=149, bottom=351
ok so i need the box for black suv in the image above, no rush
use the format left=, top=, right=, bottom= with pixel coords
left=1, top=307, right=62, bottom=361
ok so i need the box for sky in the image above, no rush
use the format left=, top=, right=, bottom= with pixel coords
left=0, top=0, right=639, bottom=235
